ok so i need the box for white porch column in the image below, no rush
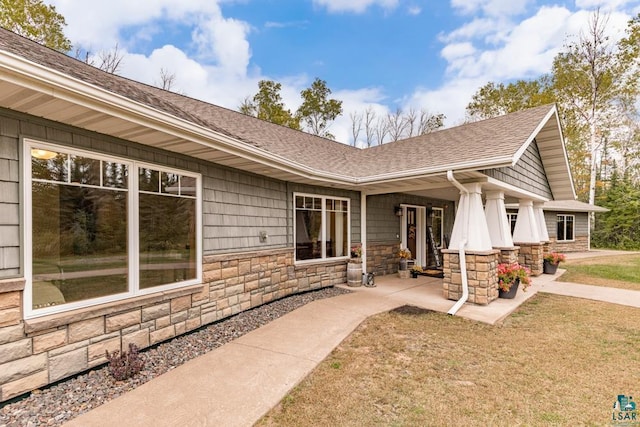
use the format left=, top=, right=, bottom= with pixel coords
left=533, top=202, right=549, bottom=242
left=484, top=191, right=514, bottom=248
left=513, top=199, right=540, bottom=243
left=448, top=182, right=492, bottom=251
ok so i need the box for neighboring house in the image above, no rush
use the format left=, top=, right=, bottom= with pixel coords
left=0, top=28, right=580, bottom=400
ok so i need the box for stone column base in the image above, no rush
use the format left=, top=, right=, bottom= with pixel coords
left=514, top=242, right=544, bottom=276
left=495, top=246, right=520, bottom=264
left=442, top=249, right=500, bottom=305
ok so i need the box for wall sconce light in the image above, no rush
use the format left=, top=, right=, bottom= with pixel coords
left=394, top=206, right=403, bottom=217
left=259, top=230, right=268, bottom=243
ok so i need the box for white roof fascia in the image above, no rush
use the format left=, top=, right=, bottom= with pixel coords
left=0, top=51, right=357, bottom=186
left=355, top=156, right=514, bottom=185
left=511, top=105, right=557, bottom=165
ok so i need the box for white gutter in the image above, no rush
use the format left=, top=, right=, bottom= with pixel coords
left=447, top=170, right=469, bottom=316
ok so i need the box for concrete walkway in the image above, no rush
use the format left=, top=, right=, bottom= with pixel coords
left=64, top=262, right=640, bottom=427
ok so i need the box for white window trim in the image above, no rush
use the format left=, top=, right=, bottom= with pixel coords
left=432, top=207, right=444, bottom=249
left=23, top=139, right=202, bottom=319
left=293, top=192, right=351, bottom=264
left=557, top=214, right=575, bottom=242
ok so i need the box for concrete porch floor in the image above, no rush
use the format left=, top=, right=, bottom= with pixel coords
left=342, top=269, right=550, bottom=325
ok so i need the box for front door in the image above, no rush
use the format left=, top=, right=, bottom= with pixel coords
left=401, top=205, right=426, bottom=267
left=406, top=207, right=417, bottom=260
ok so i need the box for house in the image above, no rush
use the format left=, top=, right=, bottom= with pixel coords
left=506, top=200, right=609, bottom=253
left=0, top=27, right=583, bottom=401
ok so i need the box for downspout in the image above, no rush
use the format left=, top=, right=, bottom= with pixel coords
left=447, top=170, right=469, bottom=316
left=361, top=192, right=367, bottom=276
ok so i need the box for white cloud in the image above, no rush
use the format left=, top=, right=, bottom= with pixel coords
left=408, top=6, right=422, bottom=15
left=312, top=0, right=399, bottom=14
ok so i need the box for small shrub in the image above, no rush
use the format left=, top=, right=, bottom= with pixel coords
left=105, top=343, right=145, bottom=381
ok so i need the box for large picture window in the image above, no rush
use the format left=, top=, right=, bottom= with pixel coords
left=295, top=194, right=349, bottom=261
left=557, top=214, right=574, bottom=241
left=25, top=141, right=201, bottom=318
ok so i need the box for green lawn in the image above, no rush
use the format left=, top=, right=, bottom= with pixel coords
left=558, top=253, right=640, bottom=291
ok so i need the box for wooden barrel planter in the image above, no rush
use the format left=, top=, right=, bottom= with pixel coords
left=347, top=258, right=362, bottom=287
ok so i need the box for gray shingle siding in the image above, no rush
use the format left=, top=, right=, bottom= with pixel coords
left=483, top=139, right=552, bottom=199
left=544, top=211, right=588, bottom=239
left=0, top=115, right=20, bottom=278
left=366, top=193, right=455, bottom=243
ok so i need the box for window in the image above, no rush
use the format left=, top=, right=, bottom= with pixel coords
left=507, top=213, right=518, bottom=235
left=294, top=194, right=349, bottom=261
left=557, top=214, right=574, bottom=241
left=25, top=141, right=201, bottom=317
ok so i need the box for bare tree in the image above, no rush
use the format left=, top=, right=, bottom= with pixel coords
left=418, top=111, right=446, bottom=134
left=363, top=107, right=376, bottom=148
left=157, top=67, right=177, bottom=91
left=75, top=43, right=124, bottom=74
left=374, top=116, right=389, bottom=146
left=405, top=108, right=418, bottom=137
left=96, top=43, right=124, bottom=74
left=350, top=111, right=362, bottom=147
left=386, top=108, right=409, bottom=141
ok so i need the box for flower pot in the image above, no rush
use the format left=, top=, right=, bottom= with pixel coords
left=410, top=271, right=419, bottom=278
left=498, top=278, right=520, bottom=299
left=543, top=259, right=559, bottom=275
left=399, top=258, right=408, bottom=271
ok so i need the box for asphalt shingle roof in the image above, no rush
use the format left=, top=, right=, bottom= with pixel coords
left=0, top=27, right=555, bottom=179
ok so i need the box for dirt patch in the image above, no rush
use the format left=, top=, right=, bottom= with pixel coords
left=389, top=305, right=434, bottom=315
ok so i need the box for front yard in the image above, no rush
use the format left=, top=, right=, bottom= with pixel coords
left=259, top=293, right=640, bottom=426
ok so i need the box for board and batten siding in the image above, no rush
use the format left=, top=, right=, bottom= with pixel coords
left=482, top=139, right=552, bottom=199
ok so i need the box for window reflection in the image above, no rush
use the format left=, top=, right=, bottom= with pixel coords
left=31, top=182, right=128, bottom=308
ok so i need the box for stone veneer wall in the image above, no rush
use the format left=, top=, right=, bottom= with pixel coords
left=498, top=247, right=520, bottom=265
left=442, top=249, right=500, bottom=305
left=515, top=243, right=544, bottom=276
left=365, top=242, right=399, bottom=276
left=0, top=249, right=346, bottom=402
left=547, top=236, right=589, bottom=253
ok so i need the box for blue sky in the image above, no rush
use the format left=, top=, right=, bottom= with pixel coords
left=49, top=0, right=640, bottom=145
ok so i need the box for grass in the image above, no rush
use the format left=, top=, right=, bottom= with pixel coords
left=558, top=253, right=640, bottom=291
left=258, top=295, right=640, bottom=426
